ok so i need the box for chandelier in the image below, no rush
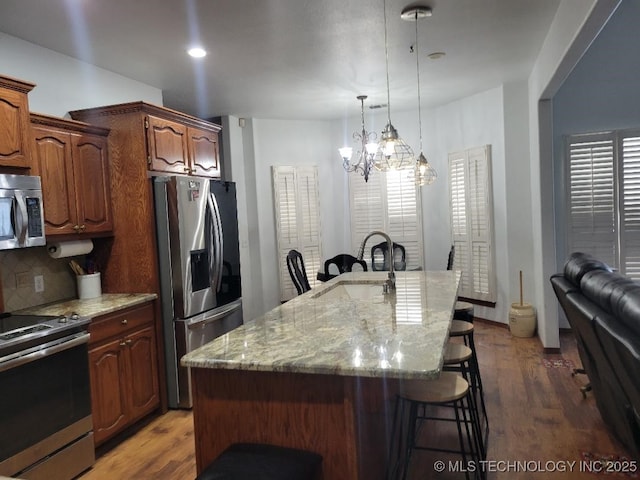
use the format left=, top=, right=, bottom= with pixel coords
left=402, top=4, right=438, bottom=186
left=374, top=0, right=414, bottom=172
left=339, top=95, right=378, bottom=182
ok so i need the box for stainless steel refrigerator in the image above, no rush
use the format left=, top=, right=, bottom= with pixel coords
left=154, top=175, right=243, bottom=408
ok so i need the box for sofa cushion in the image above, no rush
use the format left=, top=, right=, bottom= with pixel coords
left=580, top=269, right=636, bottom=315
left=564, top=252, right=612, bottom=287
left=614, top=283, right=640, bottom=336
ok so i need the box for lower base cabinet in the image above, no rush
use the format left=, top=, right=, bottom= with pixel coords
left=88, top=302, right=159, bottom=446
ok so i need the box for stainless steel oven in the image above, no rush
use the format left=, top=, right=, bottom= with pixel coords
left=0, top=313, right=94, bottom=480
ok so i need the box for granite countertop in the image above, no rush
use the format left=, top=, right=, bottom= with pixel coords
left=15, top=293, right=157, bottom=318
left=182, top=270, right=461, bottom=380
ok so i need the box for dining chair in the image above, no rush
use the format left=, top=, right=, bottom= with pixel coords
left=371, top=241, right=406, bottom=271
left=446, top=245, right=456, bottom=271
left=286, top=249, right=311, bottom=295
left=320, top=254, right=367, bottom=281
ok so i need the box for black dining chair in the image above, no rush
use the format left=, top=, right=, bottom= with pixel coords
left=447, top=245, right=456, bottom=271
left=286, top=249, right=311, bottom=295
left=371, top=241, right=406, bottom=271
left=319, top=254, right=367, bottom=281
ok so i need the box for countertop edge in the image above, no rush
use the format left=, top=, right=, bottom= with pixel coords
left=14, top=293, right=158, bottom=318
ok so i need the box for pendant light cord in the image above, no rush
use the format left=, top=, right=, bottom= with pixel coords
left=415, top=11, right=423, bottom=153
left=383, top=0, right=391, bottom=126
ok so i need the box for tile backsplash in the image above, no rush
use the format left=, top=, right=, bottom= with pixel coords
left=0, top=246, right=81, bottom=311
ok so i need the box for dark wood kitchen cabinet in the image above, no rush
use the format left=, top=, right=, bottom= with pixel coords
left=88, top=301, right=159, bottom=446
left=68, top=102, right=222, bottom=295
left=0, top=75, right=35, bottom=170
left=146, top=113, right=220, bottom=177
left=30, top=114, right=113, bottom=237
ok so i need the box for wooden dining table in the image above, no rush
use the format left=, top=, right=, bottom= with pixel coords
left=182, top=270, right=461, bottom=479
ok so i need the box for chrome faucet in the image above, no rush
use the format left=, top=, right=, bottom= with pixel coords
left=357, top=230, right=396, bottom=292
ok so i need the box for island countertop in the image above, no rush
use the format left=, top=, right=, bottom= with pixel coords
left=182, top=270, right=460, bottom=380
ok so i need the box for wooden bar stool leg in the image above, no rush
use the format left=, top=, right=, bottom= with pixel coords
left=467, top=331, right=489, bottom=444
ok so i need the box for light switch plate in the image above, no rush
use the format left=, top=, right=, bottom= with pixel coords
left=34, top=275, right=44, bottom=293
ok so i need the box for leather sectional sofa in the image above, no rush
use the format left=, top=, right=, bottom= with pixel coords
left=551, top=252, right=640, bottom=459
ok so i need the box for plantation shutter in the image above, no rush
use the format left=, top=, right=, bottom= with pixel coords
left=349, top=169, right=385, bottom=256
left=348, top=169, right=423, bottom=270
left=386, top=169, right=423, bottom=270
left=566, top=133, right=617, bottom=268
left=620, top=132, right=640, bottom=278
left=273, top=166, right=322, bottom=302
left=448, top=145, right=495, bottom=302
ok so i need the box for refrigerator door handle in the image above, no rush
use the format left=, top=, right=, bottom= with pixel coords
left=206, top=193, right=219, bottom=293
left=207, top=193, right=223, bottom=292
left=184, top=300, right=242, bottom=329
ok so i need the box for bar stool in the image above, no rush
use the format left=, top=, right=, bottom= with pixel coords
left=443, top=343, right=486, bottom=460
left=386, top=372, right=483, bottom=480
left=449, top=320, right=489, bottom=451
left=196, top=443, right=323, bottom=480
left=454, top=301, right=474, bottom=323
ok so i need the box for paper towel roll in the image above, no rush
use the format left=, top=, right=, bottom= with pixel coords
left=47, top=239, right=94, bottom=258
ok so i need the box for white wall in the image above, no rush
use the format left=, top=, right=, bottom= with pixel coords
left=0, top=33, right=162, bottom=116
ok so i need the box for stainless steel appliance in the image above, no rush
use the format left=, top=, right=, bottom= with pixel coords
left=154, top=175, right=243, bottom=409
left=0, top=312, right=94, bottom=480
left=0, top=174, right=46, bottom=250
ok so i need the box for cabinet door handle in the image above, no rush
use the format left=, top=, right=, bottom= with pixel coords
left=73, top=225, right=80, bottom=231
left=79, top=224, right=86, bottom=232
left=121, top=319, right=128, bottom=325
left=125, top=339, right=132, bottom=345
left=183, top=167, right=191, bottom=173
left=119, top=340, right=127, bottom=347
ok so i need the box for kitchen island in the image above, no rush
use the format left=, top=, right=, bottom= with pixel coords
left=182, top=270, right=460, bottom=479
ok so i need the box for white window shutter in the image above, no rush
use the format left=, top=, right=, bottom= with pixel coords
left=386, top=169, right=423, bottom=270
left=449, top=145, right=495, bottom=302
left=566, top=134, right=617, bottom=268
left=348, top=169, right=423, bottom=270
left=621, top=133, right=640, bottom=278
left=273, top=166, right=322, bottom=302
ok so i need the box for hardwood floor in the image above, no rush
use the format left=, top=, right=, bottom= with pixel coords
left=79, top=321, right=630, bottom=480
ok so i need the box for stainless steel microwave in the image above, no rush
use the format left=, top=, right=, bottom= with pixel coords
left=0, top=174, right=46, bottom=250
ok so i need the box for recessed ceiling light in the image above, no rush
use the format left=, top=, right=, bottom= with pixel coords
left=428, top=52, right=446, bottom=60
left=187, top=47, right=207, bottom=58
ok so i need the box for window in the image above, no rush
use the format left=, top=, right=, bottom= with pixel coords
left=566, top=129, right=640, bottom=278
left=272, top=165, right=322, bottom=301
left=448, top=145, right=496, bottom=303
left=348, top=168, right=423, bottom=270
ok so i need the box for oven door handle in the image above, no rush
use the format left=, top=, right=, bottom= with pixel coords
left=0, top=332, right=90, bottom=373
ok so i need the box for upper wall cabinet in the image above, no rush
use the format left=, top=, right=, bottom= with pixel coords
left=72, top=102, right=221, bottom=179
left=147, top=116, right=220, bottom=177
left=31, top=114, right=113, bottom=237
left=0, top=75, right=35, bottom=170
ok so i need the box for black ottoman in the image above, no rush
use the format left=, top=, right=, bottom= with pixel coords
left=196, top=443, right=323, bottom=480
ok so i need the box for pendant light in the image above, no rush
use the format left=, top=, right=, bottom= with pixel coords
left=339, top=95, right=379, bottom=182
left=374, top=0, right=414, bottom=172
left=402, top=4, right=437, bottom=186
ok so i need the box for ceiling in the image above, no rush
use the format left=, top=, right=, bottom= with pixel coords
left=0, top=0, right=562, bottom=121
